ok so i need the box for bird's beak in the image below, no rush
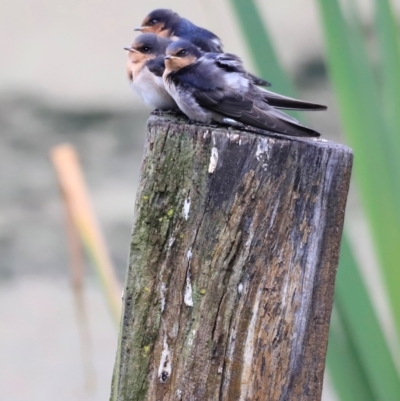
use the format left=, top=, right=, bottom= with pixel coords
left=134, top=26, right=143, bottom=32
left=124, top=47, right=138, bottom=52
left=164, top=55, right=172, bottom=60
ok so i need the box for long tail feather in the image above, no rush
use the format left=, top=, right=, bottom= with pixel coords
left=261, top=89, right=327, bottom=111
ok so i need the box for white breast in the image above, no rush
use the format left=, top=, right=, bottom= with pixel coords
left=131, top=68, right=176, bottom=110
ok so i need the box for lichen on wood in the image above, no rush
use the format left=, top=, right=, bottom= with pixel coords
left=110, top=113, right=353, bottom=401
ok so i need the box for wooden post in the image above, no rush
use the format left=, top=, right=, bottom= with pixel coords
left=110, top=113, right=353, bottom=401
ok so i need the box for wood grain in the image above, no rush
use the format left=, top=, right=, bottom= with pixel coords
left=110, top=113, right=353, bottom=401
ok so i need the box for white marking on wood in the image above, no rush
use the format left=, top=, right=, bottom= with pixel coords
left=184, top=248, right=194, bottom=306
left=227, top=133, right=240, bottom=142
left=188, top=329, right=196, bottom=346
left=183, top=197, right=191, bottom=220
left=171, top=322, right=179, bottom=338
left=268, top=202, right=280, bottom=230
left=281, top=275, right=290, bottom=309
left=289, top=155, right=331, bottom=374
left=255, top=139, right=270, bottom=161
left=158, top=335, right=171, bottom=382
left=240, top=287, right=262, bottom=400
left=160, top=282, right=167, bottom=312
left=184, top=275, right=193, bottom=307
left=208, top=147, right=219, bottom=173
left=168, top=237, right=175, bottom=248
left=238, top=283, right=243, bottom=294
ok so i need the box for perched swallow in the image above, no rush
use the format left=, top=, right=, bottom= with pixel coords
left=163, top=40, right=327, bottom=137
left=135, top=8, right=223, bottom=53
left=135, top=8, right=270, bottom=87
left=124, top=33, right=177, bottom=110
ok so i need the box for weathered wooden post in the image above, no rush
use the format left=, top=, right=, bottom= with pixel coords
left=110, top=113, right=352, bottom=401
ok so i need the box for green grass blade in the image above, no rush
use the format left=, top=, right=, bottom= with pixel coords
left=327, top=307, right=376, bottom=401
left=317, top=0, right=400, bottom=338
left=346, top=0, right=400, bottom=195
left=334, top=237, right=400, bottom=400
left=374, top=0, right=400, bottom=145
left=228, top=0, right=299, bottom=117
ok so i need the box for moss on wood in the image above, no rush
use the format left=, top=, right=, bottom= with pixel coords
left=111, top=113, right=353, bottom=401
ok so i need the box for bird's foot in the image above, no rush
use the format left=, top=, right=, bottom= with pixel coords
left=151, top=108, right=185, bottom=117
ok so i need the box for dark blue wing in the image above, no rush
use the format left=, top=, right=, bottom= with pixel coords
left=174, top=18, right=223, bottom=52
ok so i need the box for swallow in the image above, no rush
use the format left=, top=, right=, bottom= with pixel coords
left=135, top=8, right=223, bottom=53
left=163, top=40, right=327, bottom=137
left=135, top=9, right=270, bottom=87
left=124, top=33, right=177, bottom=110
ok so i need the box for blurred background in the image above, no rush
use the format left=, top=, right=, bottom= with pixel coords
left=1, top=0, right=400, bottom=400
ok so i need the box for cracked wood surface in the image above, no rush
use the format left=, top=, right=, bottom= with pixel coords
left=110, top=113, right=353, bottom=401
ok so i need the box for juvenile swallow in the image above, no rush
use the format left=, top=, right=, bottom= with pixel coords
left=163, top=40, right=327, bottom=137
left=124, top=33, right=177, bottom=110
left=135, top=8, right=270, bottom=87
left=135, top=8, right=223, bottom=53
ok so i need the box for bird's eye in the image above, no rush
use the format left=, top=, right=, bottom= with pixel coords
left=142, top=46, right=151, bottom=53
left=149, top=19, right=158, bottom=26
left=177, top=49, right=187, bottom=56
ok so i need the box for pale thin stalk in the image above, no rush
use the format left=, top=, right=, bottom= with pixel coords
left=50, top=144, right=121, bottom=324
left=65, top=205, right=96, bottom=392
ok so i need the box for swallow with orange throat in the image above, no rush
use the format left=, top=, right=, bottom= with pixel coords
left=163, top=40, right=327, bottom=137
left=135, top=8, right=270, bottom=87
left=135, top=8, right=222, bottom=52
left=124, top=33, right=177, bottom=110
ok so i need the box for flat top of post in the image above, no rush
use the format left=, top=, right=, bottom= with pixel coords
left=148, top=111, right=353, bottom=156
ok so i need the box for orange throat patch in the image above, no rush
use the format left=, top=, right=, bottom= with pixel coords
left=164, top=55, right=196, bottom=73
